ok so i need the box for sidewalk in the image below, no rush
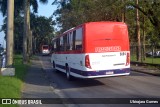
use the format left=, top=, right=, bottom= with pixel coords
left=21, top=59, right=64, bottom=107
left=131, top=64, right=160, bottom=76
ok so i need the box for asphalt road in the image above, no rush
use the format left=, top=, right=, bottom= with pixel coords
left=39, top=55, right=160, bottom=107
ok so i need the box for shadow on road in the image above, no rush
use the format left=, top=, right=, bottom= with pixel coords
left=50, top=69, right=105, bottom=89
left=23, top=59, right=50, bottom=87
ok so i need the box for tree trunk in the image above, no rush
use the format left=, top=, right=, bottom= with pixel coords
left=6, top=0, right=14, bottom=67
left=142, top=15, right=146, bottom=61
left=136, top=0, right=141, bottom=61
left=121, top=0, right=125, bottom=22
left=23, top=0, right=30, bottom=63
left=29, top=30, right=33, bottom=56
left=27, top=0, right=31, bottom=57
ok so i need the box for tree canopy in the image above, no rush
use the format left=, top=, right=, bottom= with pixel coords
left=0, top=0, right=160, bottom=62
left=0, top=0, right=54, bottom=54
left=52, top=0, right=160, bottom=43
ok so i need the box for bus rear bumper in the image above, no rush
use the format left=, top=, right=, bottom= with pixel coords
left=70, top=68, right=130, bottom=79
left=71, top=72, right=130, bottom=79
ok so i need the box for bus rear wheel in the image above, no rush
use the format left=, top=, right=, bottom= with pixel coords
left=66, top=66, right=72, bottom=81
left=53, top=62, right=57, bottom=72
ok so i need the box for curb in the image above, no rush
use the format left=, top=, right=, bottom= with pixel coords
left=131, top=68, right=160, bottom=76
left=131, top=61, right=160, bottom=67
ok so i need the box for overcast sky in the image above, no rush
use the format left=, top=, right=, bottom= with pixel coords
left=0, top=0, right=57, bottom=48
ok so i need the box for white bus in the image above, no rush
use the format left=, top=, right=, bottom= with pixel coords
left=41, top=45, right=50, bottom=55
left=51, top=22, right=130, bottom=80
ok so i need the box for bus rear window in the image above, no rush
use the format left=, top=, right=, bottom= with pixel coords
left=42, top=46, right=49, bottom=50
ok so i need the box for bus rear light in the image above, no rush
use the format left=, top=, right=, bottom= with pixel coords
left=126, top=52, right=130, bottom=66
left=85, top=55, right=91, bottom=69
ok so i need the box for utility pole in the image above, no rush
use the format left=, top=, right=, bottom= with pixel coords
left=6, top=0, right=14, bottom=67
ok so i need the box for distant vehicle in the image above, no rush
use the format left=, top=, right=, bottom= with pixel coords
left=41, top=45, right=50, bottom=55
left=156, top=51, right=160, bottom=57
left=51, top=22, right=130, bottom=80
left=146, top=51, right=160, bottom=57
left=146, top=51, right=154, bottom=57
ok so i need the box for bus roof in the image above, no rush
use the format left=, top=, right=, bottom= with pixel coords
left=53, top=21, right=127, bottom=39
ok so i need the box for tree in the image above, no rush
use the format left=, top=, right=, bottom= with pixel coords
left=52, top=0, right=160, bottom=63
left=23, top=0, right=48, bottom=63
left=135, top=0, right=141, bottom=61
left=121, top=0, right=125, bottom=22
left=23, top=0, right=29, bottom=63
left=0, top=0, right=24, bottom=54
left=1, top=9, right=54, bottom=56
left=30, top=14, right=54, bottom=53
left=0, top=0, right=24, bottom=66
left=53, top=0, right=126, bottom=32
left=6, top=0, right=14, bottom=67
left=1, top=0, right=49, bottom=63
left=129, top=0, right=160, bottom=41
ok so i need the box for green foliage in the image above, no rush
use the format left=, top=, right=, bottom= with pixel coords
left=0, top=0, right=50, bottom=54
left=52, top=0, right=160, bottom=62
left=30, top=13, right=54, bottom=52
left=30, top=14, right=54, bottom=39
left=53, top=0, right=124, bottom=32
left=128, top=0, right=160, bottom=39
left=0, top=10, right=54, bottom=54
left=131, top=55, right=160, bottom=64
left=52, top=0, right=160, bottom=45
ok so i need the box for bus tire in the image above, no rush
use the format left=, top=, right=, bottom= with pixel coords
left=53, top=61, right=57, bottom=72
left=66, top=65, right=72, bottom=81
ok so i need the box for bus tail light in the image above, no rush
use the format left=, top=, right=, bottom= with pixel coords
left=126, top=52, right=130, bottom=66
left=85, top=55, right=91, bottom=69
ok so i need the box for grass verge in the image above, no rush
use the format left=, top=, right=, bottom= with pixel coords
left=131, top=55, right=160, bottom=64
left=0, top=55, right=27, bottom=107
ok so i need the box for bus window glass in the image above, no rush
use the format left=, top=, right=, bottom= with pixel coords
left=66, top=34, right=70, bottom=50
left=56, top=38, right=60, bottom=52
left=75, top=28, right=82, bottom=50
left=60, top=37, right=63, bottom=51
left=73, top=30, right=76, bottom=50
left=42, top=45, right=49, bottom=49
left=69, top=32, right=73, bottom=50
left=63, top=35, right=67, bottom=51
left=51, top=40, right=55, bottom=49
left=54, top=42, right=56, bottom=49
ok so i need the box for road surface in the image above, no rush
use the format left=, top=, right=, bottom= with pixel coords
left=39, top=55, right=160, bottom=107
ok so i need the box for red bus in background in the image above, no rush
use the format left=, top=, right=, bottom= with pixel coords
left=51, top=22, right=130, bottom=80
left=41, top=45, right=50, bottom=55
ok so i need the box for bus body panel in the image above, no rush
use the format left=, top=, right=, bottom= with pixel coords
left=51, top=22, right=130, bottom=79
left=84, top=22, right=129, bottom=53
left=51, top=53, right=130, bottom=78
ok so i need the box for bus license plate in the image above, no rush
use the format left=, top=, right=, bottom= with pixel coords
left=106, top=71, right=114, bottom=75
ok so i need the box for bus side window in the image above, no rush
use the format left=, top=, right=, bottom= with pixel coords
left=63, top=35, right=67, bottom=51
left=56, top=38, right=60, bottom=52
left=72, top=30, right=76, bottom=50
left=53, top=41, right=56, bottom=52
left=69, top=32, right=73, bottom=50
left=66, top=34, right=70, bottom=51
left=75, top=28, right=82, bottom=50
left=60, top=37, right=63, bottom=51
